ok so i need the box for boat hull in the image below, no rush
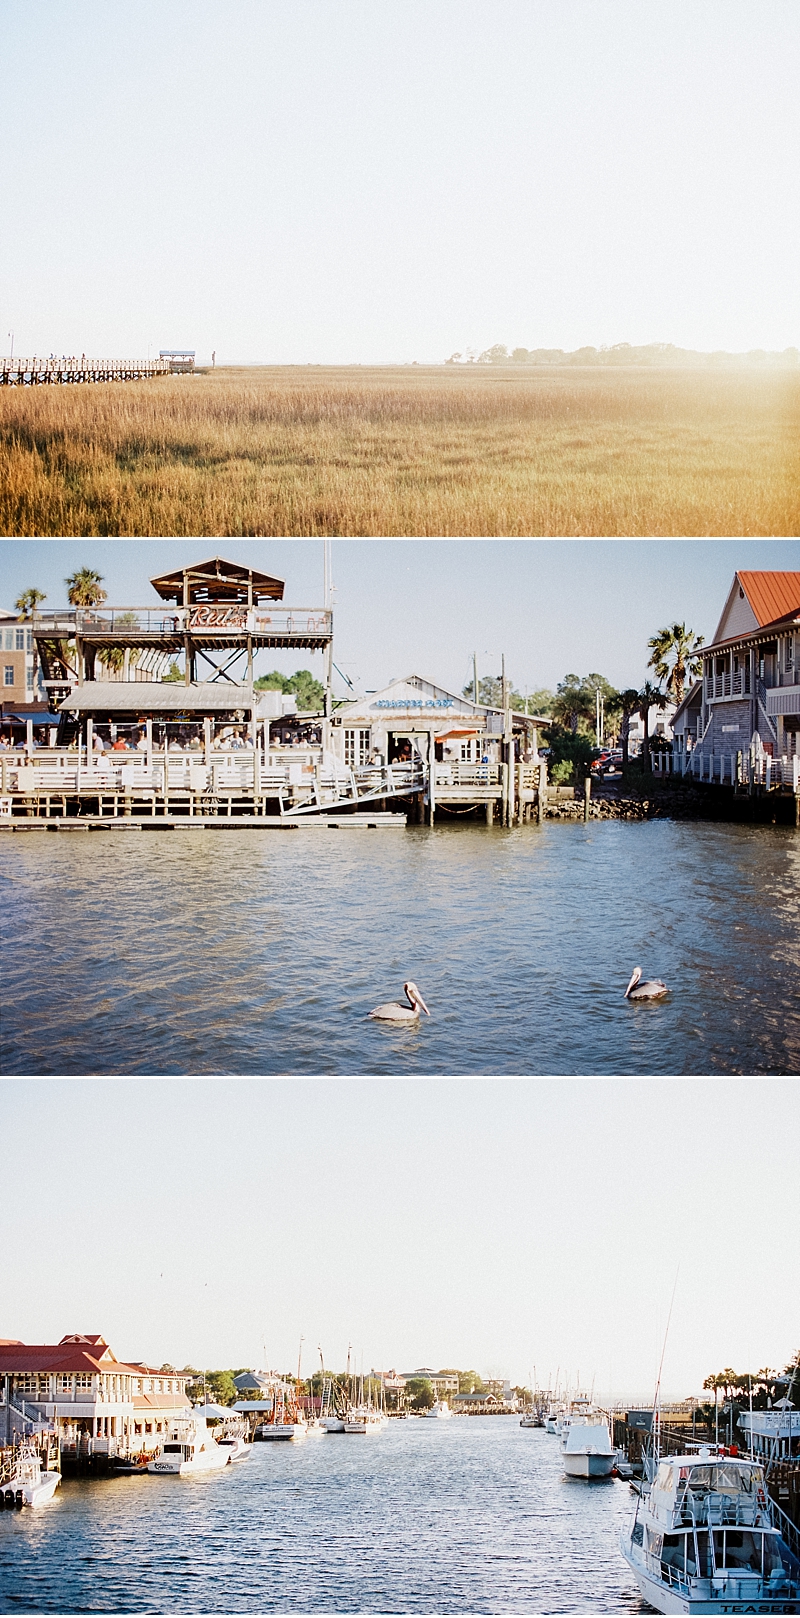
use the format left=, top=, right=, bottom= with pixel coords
left=321, top=1417, right=345, bottom=1432
left=259, top=1423, right=307, bottom=1441
left=620, top=1535, right=799, bottom=1615
left=563, top=1451, right=615, bottom=1477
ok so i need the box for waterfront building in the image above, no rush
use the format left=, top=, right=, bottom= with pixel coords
left=738, top=1402, right=800, bottom=1460
left=0, top=609, right=45, bottom=705
left=0, top=1333, right=191, bottom=1459
left=400, top=1368, right=459, bottom=1397
left=681, top=570, right=800, bottom=786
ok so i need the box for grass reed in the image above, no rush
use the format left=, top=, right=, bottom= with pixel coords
left=1, top=365, right=797, bottom=535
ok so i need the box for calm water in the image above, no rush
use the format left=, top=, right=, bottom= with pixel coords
left=0, top=1420, right=646, bottom=1614
left=1, top=819, right=798, bottom=1075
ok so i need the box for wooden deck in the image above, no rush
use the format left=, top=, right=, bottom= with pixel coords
left=0, top=357, right=170, bottom=385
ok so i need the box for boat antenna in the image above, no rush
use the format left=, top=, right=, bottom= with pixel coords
left=652, top=1266, right=680, bottom=1464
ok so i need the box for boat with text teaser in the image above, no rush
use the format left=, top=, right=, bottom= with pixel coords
left=147, top=1413, right=231, bottom=1474
left=620, top=1446, right=800, bottom=1613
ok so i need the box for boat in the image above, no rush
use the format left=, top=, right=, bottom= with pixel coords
left=344, top=1406, right=384, bottom=1434
left=561, top=1410, right=616, bottom=1478
left=620, top=1445, right=800, bottom=1614
left=147, top=1413, right=231, bottom=1474
left=422, top=1400, right=452, bottom=1420
left=215, top=1432, right=252, bottom=1462
left=0, top=1445, right=61, bottom=1507
left=258, top=1380, right=307, bottom=1440
left=520, top=1413, right=540, bottom=1429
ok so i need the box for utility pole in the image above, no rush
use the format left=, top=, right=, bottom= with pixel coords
left=473, top=652, right=478, bottom=705
left=8, top=332, right=13, bottom=360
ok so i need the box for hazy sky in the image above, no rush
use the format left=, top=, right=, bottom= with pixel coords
left=3, top=537, right=799, bottom=697
left=2, top=0, right=798, bottom=362
left=3, top=1078, right=797, bottom=1403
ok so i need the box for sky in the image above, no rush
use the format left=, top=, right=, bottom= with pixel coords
left=3, top=1077, right=798, bottom=1403
left=3, top=537, right=800, bottom=698
left=1, top=0, right=799, bottom=363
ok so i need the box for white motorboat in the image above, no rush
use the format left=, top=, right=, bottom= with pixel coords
left=215, top=1432, right=252, bottom=1462
left=320, top=1415, right=345, bottom=1432
left=259, top=1420, right=307, bottom=1441
left=422, top=1400, right=452, bottom=1420
left=148, top=1413, right=231, bottom=1474
left=620, top=1446, right=800, bottom=1614
left=520, top=1413, right=540, bottom=1429
left=561, top=1412, right=616, bottom=1478
left=1, top=1446, right=61, bottom=1507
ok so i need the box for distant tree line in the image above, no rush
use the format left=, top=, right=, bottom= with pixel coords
left=447, top=343, right=800, bottom=369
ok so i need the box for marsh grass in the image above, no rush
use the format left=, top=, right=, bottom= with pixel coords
left=1, top=365, right=798, bottom=535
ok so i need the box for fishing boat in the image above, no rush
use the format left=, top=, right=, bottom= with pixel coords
left=620, top=1446, right=800, bottom=1613
left=148, top=1413, right=231, bottom=1474
left=422, top=1400, right=452, bottom=1420
left=561, top=1410, right=616, bottom=1478
left=258, top=1377, right=307, bottom=1441
left=520, top=1413, right=540, bottom=1429
left=0, top=1445, right=61, bottom=1507
left=344, top=1406, right=384, bottom=1434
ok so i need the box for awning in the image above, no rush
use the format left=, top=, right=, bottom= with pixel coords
left=1, top=710, right=61, bottom=725
left=59, top=682, right=256, bottom=715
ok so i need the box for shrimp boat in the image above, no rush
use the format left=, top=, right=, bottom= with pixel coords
left=344, top=1406, right=384, bottom=1434
left=258, top=1381, right=307, bottom=1441
left=0, top=1445, right=61, bottom=1507
left=620, top=1446, right=800, bottom=1613
left=148, top=1413, right=231, bottom=1474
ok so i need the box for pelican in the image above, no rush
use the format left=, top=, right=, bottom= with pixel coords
left=369, top=981, right=430, bottom=1022
left=624, top=966, right=668, bottom=1001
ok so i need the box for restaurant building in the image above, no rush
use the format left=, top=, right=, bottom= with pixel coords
left=0, top=1333, right=192, bottom=1461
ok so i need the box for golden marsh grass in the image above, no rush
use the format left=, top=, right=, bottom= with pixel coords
left=1, top=364, right=798, bottom=535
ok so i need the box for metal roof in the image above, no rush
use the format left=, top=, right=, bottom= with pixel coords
left=59, top=682, right=256, bottom=714
left=739, top=571, right=800, bottom=627
left=150, top=556, right=284, bottom=604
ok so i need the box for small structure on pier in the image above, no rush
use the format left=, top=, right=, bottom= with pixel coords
left=159, top=349, right=195, bottom=373
left=330, top=673, right=547, bottom=823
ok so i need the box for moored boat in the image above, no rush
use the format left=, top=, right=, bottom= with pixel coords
left=620, top=1446, right=800, bottom=1614
left=561, top=1412, right=616, bottom=1478
left=0, top=1446, right=61, bottom=1507
left=148, top=1413, right=231, bottom=1474
left=422, top=1400, right=452, bottom=1420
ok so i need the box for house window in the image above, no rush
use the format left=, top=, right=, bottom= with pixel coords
left=26, top=668, right=34, bottom=689
left=16, top=1374, right=38, bottom=1394
left=344, top=728, right=370, bottom=767
left=59, top=1374, right=72, bottom=1393
left=75, top=1373, right=92, bottom=1391
left=3, top=629, right=13, bottom=650
left=4, top=666, right=14, bottom=686
left=26, top=631, right=33, bottom=651
left=15, top=628, right=24, bottom=651
left=134, top=1423, right=142, bottom=1435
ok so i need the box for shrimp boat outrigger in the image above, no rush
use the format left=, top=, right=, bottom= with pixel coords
left=620, top=1444, right=800, bottom=1614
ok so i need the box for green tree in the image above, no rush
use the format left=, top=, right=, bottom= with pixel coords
left=254, top=668, right=324, bottom=711
left=478, top=343, right=509, bottom=363
left=550, top=674, right=595, bottom=733
left=15, top=587, right=46, bottom=618
left=457, top=1370, right=486, bottom=1394
left=647, top=623, right=704, bottom=704
left=406, top=1378, right=435, bottom=1410
left=66, top=567, right=107, bottom=607
left=162, top=661, right=183, bottom=682
left=205, top=1369, right=238, bottom=1406
left=543, top=723, right=597, bottom=785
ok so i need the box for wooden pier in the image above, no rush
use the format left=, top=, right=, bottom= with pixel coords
left=0, top=357, right=171, bottom=385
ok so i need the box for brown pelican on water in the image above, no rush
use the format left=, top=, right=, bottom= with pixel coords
left=624, top=966, right=668, bottom=1001
left=369, top=982, right=430, bottom=1022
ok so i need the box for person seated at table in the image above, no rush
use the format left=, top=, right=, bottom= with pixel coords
left=187, top=735, right=203, bottom=751
left=136, top=731, right=148, bottom=752
left=168, top=737, right=184, bottom=751
left=111, top=736, right=129, bottom=751
left=93, top=732, right=106, bottom=752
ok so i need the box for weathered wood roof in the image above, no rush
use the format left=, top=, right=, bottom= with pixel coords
left=150, top=556, right=284, bottom=603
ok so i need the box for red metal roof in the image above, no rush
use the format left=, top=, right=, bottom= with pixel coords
left=739, top=572, right=800, bottom=627
left=0, top=1341, right=139, bottom=1375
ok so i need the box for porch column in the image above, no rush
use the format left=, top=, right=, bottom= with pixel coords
left=428, top=729, right=436, bottom=825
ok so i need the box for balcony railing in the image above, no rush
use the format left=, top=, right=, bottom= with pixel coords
left=705, top=669, right=751, bottom=699
left=30, top=607, right=332, bottom=639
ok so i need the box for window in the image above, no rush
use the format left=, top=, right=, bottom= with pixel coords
left=26, top=668, right=34, bottom=689
left=26, top=631, right=33, bottom=652
left=3, top=629, right=12, bottom=651
left=75, top=1372, right=92, bottom=1391
left=16, top=1374, right=38, bottom=1394
left=15, top=628, right=24, bottom=651
left=344, top=728, right=370, bottom=767
left=59, top=1374, right=72, bottom=1393
left=4, top=666, right=14, bottom=686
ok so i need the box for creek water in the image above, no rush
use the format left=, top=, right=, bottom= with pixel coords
left=1, top=818, right=798, bottom=1075
left=0, top=1419, right=645, bottom=1614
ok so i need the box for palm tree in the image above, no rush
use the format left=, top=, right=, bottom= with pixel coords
left=618, top=688, right=640, bottom=768
left=65, top=567, right=107, bottom=607
left=14, top=587, right=46, bottom=618
left=647, top=623, right=704, bottom=705
left=637, top=680, right=667, bottom=771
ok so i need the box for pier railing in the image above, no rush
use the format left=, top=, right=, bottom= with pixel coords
left=0, top=357, right=170, bottom=385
